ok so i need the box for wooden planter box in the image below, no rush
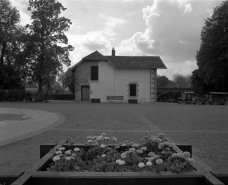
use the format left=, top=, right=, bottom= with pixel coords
left=0, top=171, right=24, bottom=185
left=10, top=141, right=225, bottom=185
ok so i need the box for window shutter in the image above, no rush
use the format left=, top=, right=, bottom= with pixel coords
left=91, top=66, right=98, bottom=80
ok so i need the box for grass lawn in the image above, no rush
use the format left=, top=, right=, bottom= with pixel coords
left=0, top=101, right=228, bottom=172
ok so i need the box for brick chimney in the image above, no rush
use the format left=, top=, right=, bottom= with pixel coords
left=112, top=47, right=115, bottom=56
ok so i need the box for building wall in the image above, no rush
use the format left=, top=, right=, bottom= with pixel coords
left=74, top=61, right=157, bottom=103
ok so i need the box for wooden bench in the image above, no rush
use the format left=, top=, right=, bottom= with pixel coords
left=107, top=96, right=124, bottom=102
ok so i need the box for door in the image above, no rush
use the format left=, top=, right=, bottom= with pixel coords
left=81, top=85, right=90, bottom=101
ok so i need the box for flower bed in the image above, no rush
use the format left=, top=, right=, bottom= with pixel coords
left=47, top=133, right=195, bottom=173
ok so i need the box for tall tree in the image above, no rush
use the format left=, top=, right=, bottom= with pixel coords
left=25, top=0, right=74, bottom=101
left=57, top=69, right=74, bottom=92
left=196, top=0, right=228, bottom=92
left=157, top=75, right=171, bottom=87
left=173, top=73, right=191, bottom=88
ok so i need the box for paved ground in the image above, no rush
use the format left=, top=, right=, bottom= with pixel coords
left=0, top=107, right=64, bottom=146
left=0, top=101, right=228, bottom=173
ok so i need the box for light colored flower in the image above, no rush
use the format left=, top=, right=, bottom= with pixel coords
left=136, top=150, right=143, bottom=154
left=177, top=153, right=184, bottom=158
left=183, top=151, right=191, bottom=159
left=172, top=146, right=179, bottom=151
left=74, top=148, right=80, bottom=152
left=132, top=143, right=139, bottom=148
left=66, top=157, right=72, bottom=160
left=100, top=144, right=106, bottom=148
left=156, top=159, right=163, bottom=165
left=166, top=147, right=170, bottom=150
left=152, top=137, right=162, bottom=143
left=153, top=155, right=160, bottom=160
left=119, top=160, right=125, bottom=165
left=172, top=153, right=178, bottom=158
left=158, top=133, right=165, bottom=139
left=87, top=139, right=93, bottom=143
left=147, top=157, right=153, bottom=162
left=96, top=136, right=102, bottom=141
left=187, top=158, right=195, bottom=164
left=53, top=156, right=60, bottom=162
left=102, top=154, right=106, bottom=157
left=129, top=148, right=135, bottom=152
left=104, top=137, right=110, bottom=140
left=138, top=163, right=145, bottom=168
left=101, top=133, right=106, bottom=136
left=122, top=143, right=127, bottom=147
left=116, top=159, right=121, bottom=164
left=87, top=136, right=92, bottom=139
left=65, top=150, right=71, bottom=155
left=121, top=152, right=127, bottom=159
left=111, top=137, right=117, bottom=142
left=72, top=153, right=76, bottom=157
left=158, top=143, right=164, bottom=149
left=141, top=147, right=147, bottom=151
left=148, top=152, right=155, bottom=157
left=163, top=138, right=169, bottom=142
left=163, top=142, right=169, bottom=146
left=58, top=147, right=65, bottom=151
left=146, top=161, right=152, bottom=166
left=55, top=151, right=62, bottom=154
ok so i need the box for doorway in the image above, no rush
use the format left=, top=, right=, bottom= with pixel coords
left=81, top=85, right=90, bottom=101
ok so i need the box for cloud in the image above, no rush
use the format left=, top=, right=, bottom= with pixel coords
left=99, top=14, right=125, bottom=28
left=184, top=3, right=193, bottom=13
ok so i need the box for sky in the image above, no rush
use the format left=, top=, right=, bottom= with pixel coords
left=9, top=0, right=223, bottom=80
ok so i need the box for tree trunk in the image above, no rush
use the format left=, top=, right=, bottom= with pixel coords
left=37, top=77, right=43, bottom=102
left=0, top=42, right=7, bottom=66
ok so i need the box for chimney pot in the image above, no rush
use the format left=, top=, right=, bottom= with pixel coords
left=112, top=47, right=115, bottom=56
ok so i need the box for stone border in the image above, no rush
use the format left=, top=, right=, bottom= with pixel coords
left=0, top=112, right=66, bottom=147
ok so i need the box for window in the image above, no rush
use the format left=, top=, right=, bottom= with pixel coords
left=129, top=83, right=137, bottom=96
left=91, top=66, right=98, bottom=81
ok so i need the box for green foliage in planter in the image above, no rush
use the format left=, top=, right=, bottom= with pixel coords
left=47, top=93, right=75, bottom=100
left=0, top=90, right=36, bottom=102
left=47, top=133, right=195, bottom=173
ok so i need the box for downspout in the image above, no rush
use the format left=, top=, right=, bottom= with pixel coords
left=150, top=69, right=152, bottom=103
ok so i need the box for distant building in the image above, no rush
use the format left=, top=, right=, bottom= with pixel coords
left=25, top=83, right=38, bottom=92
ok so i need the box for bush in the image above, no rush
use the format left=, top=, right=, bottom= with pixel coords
left=47, top=93, right=75, bottom=100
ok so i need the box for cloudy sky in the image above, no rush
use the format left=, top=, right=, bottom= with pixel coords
left=10, top=0, right=223, bottom=80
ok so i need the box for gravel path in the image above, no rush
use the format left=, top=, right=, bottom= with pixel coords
left=0, top=101, right=228, bottom=173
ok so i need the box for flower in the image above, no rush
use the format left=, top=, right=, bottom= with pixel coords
left=121, top=152, right=127, bottom=159
left=72, top=153, right=76, bottom=157
left=116, top=159, right=121, bottom=164
left=132, top=143, right=139, bottom=148
left=53, top=156, right=60, bottom=162
left=101, top=133, right=106, bottom=136
left=156, top=159, right=163, bottom=165
left=87, top=139, right=93, bottom=143
left=153, top=155, right=160, bottom=160
left=129, top=148, right=135, bottom=152
left=158, top=143, right=164, bottom=149
left=119, top=160, right=125, bottom=165
left=141, top=147, right=147, bottom=151
left=65, top=150, right=71, bottom=155
left=96, top=136, right=102, bottom=141
left=136, top=150, right=143, bottom=154
left=177, top=153, right=184, bottom=158
left=183, top=151, right=191, bottom=159
left=121, top=143, right=127, bottom=147
left=187, top=158, right=195, bottom=164
left=55, top=151, right=62, bottom=154
left=111, top=137, right=117, bottom=142
left=138, top=163, right=145, bottom=168
left=87, top=136, right=92, bottom=139
left=74, top=148, right=80, bottom=152
left=148, top=152, right=155, bottom=157
left=158, top=133, right=165, bottom=139
left=66, top=157, right=72, bottom=160
left=100, top=144, right=106, bottom=148
left=58, top=147, right=65, bottom=151
left=146, top=162, right=152, bottom=166
left=102, top=154, right=106, bottom=157
left=172, top=153, right=178, bottom=158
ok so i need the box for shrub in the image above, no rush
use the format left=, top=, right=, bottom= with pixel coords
left=48, top=93, right=75, bottom=100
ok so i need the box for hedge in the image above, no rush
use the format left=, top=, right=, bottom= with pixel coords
left=0, top=90, right=75, bottom=102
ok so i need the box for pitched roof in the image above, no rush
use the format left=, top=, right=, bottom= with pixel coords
left=82, top=50, right=108, bottom=61
left=105, top=56, right=166, bottom=69
left=70, top=50, right=167, bottom=71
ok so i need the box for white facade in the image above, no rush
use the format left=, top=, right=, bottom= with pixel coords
left=90, top=61, right=152, bottom=103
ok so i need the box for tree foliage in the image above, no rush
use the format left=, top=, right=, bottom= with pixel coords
left=195, top=0, right=228, bottom=92
left=24, top=0, right=74, bottom=101
left=0, top=0, right=26, bottom=89
left=157, top=75, right=171, bottom=87
left=57, top=69, right=74, bottom=93
left=173, top=73, right=191, bottom=88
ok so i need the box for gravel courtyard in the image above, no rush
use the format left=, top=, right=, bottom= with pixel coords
left=0, top=101, right=228, bottom=172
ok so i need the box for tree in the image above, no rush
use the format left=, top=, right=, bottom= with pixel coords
left=25, top=0, right=74, bottom=101
left=196, top=0, right=228, bottom=92
left=173, top=73, right=191, bottom=88
left=0, top=0, right=26, bottom=90
left=57, top=69, right=74, bottom=92
left=157, top=75, right=171, bottom=87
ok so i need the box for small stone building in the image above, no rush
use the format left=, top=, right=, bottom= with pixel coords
left=70, top=48, right=166, bottom=103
